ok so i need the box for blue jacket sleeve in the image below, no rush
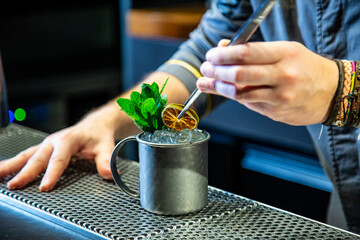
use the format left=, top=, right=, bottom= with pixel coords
left=157, top=0, right=262, bottom=116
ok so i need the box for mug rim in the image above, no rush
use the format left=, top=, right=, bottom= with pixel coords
left=136, top=130, right=210, bottom=148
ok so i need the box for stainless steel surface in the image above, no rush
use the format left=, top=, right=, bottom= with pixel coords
left=177, top=0, right=278, bottom=120
left=1, top=124, right=359, bottom=239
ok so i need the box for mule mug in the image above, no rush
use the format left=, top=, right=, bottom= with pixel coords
left=110, top=131, right=210, bottom=215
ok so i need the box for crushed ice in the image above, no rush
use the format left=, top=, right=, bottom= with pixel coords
left=140, top=128, right=206, bottom=144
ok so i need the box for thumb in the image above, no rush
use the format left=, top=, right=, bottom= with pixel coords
left=94, top=142, right=115, bottom=180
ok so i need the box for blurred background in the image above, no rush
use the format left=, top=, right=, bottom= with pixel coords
left=0, top=0, right=331, bottom=223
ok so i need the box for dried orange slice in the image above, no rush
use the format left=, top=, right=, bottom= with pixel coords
left=161, top=103, right=199, bottom=131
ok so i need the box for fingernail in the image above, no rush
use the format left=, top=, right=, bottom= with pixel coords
left=99, top=167, right=112, bottom=180
left=39, top=185, right=50, bottom=192
left=39, top=179, right=51, bottom=192
left=102, top=173, right=113, bottom=181
left=7, top=180, right=18, bottom=190
left=200, top=62, right=214, bottom=77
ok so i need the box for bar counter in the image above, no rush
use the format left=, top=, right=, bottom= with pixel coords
left=0, top=124, right=359, bottom=239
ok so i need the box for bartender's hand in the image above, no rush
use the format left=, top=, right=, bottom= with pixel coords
left=0, top=72, right=189, bottom=191
left=0, top=106, right=120, bottom=192
left=197, top=40, right=339, bottom=126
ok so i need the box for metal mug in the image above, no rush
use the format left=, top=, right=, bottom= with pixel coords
left=110, top=131, right=210, bottom=215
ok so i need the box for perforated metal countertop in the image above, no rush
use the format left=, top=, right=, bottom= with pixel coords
left=0, top=124, right=359, bottom=239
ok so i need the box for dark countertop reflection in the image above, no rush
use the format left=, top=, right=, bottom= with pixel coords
left=0, top=202, right=91, bottom=240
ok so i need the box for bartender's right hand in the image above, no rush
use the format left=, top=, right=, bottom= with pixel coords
left=0, top=106, right=119, bottom=192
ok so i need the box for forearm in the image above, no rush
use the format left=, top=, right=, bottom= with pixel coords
left=78, top=72, right=190, bottom=140
left=77, top=1, right=256, bottom=138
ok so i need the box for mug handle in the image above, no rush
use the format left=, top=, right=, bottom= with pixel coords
left=110, top=135, right=139, bottom=198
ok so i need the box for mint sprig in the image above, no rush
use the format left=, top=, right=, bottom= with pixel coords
left=116, top=78, right=169, bottom=133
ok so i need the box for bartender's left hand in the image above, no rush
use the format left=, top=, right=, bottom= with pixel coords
left=197, top=40, right=339, bottom=126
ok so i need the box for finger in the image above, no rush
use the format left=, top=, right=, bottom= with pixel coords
left=200, top=61, right=278, bottom=86
left=234, top=85, right=276, bottom=104
left=7, top=144, right=53, bottom=190
left=94, top=140, right=115, bottom=180
left=39, top=141, right=77, bottom=192
left=197, top=77, right=276, bottom=104
left=197, top=77, right=238, bottom=98
left=197, top=77, right=279, bottom=117
left=0, top=145, right=39, bottom=178
left=218, top=39, right=230, bottom=47
left=206, top=42, right=282, bottom=65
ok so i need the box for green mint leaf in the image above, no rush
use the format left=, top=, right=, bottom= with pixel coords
left=141, top=83, right=155, bottom=99
left=150, top=82, right=159, bottom=95
left=134, top=106, right=143, bottom=120
left=134, top=120, right=151, bottom=133
left=141, top=98, right=157, bottom=119
left=151, top=117, right=158, bottom=129
left=130, top=91, right=143, bottom=107
left=135, top=118, right=149, bottom=128
left=117, top=79, right=169, bottom=133
left=116, top=98, right=138, bottom=120
left=150, top=82, right=161, bottom=105
left=142, top=82, right=162, bottom=105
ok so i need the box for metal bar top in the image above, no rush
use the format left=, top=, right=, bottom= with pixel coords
left=0, top=124, right=359, bottom=239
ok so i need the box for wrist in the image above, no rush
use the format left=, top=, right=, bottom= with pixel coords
left=77, top=100, right=138, bottom=139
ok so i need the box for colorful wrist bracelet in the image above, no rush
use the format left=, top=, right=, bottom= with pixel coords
left=342, top=60, right=356, bottom=126
left=323, top=59, right=344, bottom=126
left=332, top=60, right=354, bottom=127
left=352, top=61, right=360, bottom=127
left=326, top=59, right=360, bottom=128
